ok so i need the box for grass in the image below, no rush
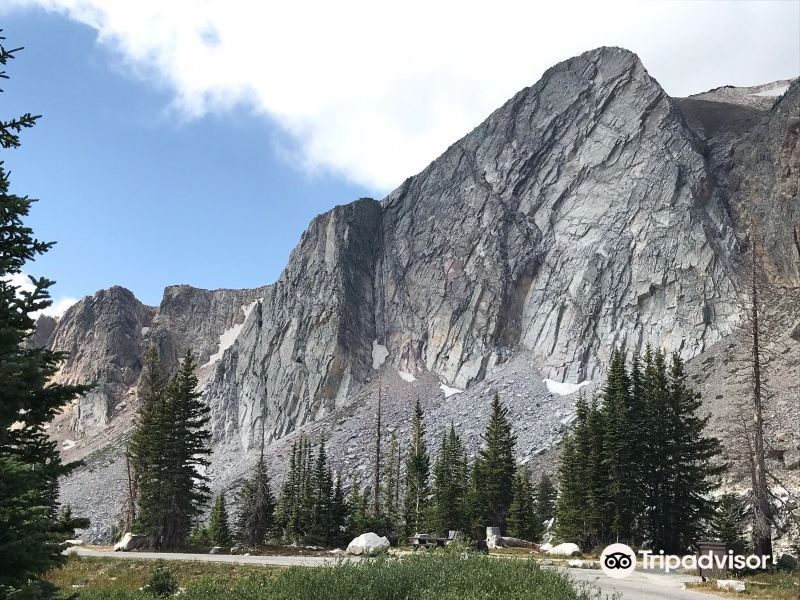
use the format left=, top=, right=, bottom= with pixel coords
left=687, top=570, right=800, bottom=599
left=47, top=556, right=279, bottom=594
left=48, top=552, right=611, bottom=599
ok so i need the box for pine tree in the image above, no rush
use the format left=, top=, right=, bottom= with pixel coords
left=208, top=493, right=231, bottom=546
left=555, top=393, right=591, bottom=546
left=165, top=351, right=212, bottom=548
left=600, top=347, right=635, bottom=541
left=474, top=395, right=517, bottom=530
left=429, top=425, right=468, bottom=536
left=382, top=433, right=403, bottom=539
left=277, top=436, right=314, bottom=540
left=131, top=348, right=169, bottom=545
left=133, top=350, right=211, bottom=549
left=347, top=475, right=370, bottom=536
left=311, top=436, right=335, bottom=540
left=235, top=459, right=276, bottom=547
left=642, top=346, right=670, bottom=550
left=535, top=474, right=556, bottom=523
left=711, top=493, right=746, bottom=555
left=236, top=422, right=277, bottom=547
left=0, top=34, right=90, bottom=598
left=662, top=353, right=722, bottom=553
left=330, top=474, right=348, bottom=543
left=507, top=466, right=543, bottom=541
left=404, top=399, right=430, bottom=535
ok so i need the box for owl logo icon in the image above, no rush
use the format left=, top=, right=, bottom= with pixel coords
left=600, top=543, right=637, bottom=579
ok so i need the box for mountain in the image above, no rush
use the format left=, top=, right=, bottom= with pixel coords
left=34, top=47, right=799, bottom=541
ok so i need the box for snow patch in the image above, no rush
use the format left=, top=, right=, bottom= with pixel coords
left=398, top=370, right=416, bottom=383
left=204, top=300, right=259, bottom=366
left=439, top=382, right=463, bottom=397
left=543, top=379, right=592, bottom=395
left=62, top=439, right=76, bottom=450
left=753, top=85, right=789, bottom=97
left=372, top=339, right=389, bottom=370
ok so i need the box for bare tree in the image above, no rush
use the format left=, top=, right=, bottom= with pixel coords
left=373, top=379, right=382, bottom=515
left=746, top=227, right=773, bottom=558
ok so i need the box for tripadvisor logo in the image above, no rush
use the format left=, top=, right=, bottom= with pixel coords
left=600, top=543, right=637, bottom=579
left=600, top=543, right=775, bottom=579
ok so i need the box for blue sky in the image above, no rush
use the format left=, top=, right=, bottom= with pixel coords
left=2, top=1, right=798, bottom=311
left=2, top=10, right=370, bottom=307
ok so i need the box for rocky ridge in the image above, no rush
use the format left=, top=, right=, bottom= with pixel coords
left=33, top=47, right=798, bottom=540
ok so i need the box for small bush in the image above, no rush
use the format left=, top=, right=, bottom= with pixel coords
left=143, top=561, right=178, bottom=598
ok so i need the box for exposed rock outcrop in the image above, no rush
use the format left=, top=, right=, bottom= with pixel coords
left=38, top=47, right=798, bottom=541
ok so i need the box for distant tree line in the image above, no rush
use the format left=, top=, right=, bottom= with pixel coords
left=126, top=344, right=728, bottom=554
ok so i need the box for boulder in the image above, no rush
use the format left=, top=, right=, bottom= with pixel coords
left=789, top=323, right=800, bottom=342
left=716, top=579, right=746, bottom=592
left=487, top=535, right=537, bottom=549
left=546, top=543, right=581, bottom=557
left=783, top=449, right=800, bottom=470
left=209, top=547, right=222, bottom=554
left=230, top=546, right=243, bottom=555
left=777, top=553, right=799, bottom=570
left=540, top=543, right=553, bottom=552
left=346, top=532, right=390, bottom=556
left=113, top=532, right=145, bottom=552
left=568, top=560, right=592, bottom=568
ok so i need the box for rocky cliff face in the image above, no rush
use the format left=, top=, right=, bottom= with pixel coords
left=203, top=48, right=798, bottom=449
left=40, top=47, right=798, bottom=540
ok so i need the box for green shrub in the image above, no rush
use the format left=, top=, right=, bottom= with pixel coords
left=142, top=561, right=178, bottom=598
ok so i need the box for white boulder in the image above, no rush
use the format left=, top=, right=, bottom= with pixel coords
left=546, top=542, right=581, bottom=557
left=540, top=543, right=553, bottom=552
left=716, top=579, right=746, bottom=592
left=346, top=532, right=390, bottom=556
left=113, top=532, right=145, bottom=552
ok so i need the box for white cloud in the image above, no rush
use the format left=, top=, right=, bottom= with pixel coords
left=5, top=272, right=78, bottom=318
left=7, top=0, right=800, bottom=192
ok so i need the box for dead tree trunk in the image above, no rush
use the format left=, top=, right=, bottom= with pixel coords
left=749, top=230, right=773, bottom=559
left=374, top=380, right=382, bottom=516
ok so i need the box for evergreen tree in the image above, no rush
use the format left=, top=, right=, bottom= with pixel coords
left=235, top=422, right=277, bottom=547
left=347, top=475, right=370, bottom=536
left=310, top=436, right=336, bottom=540
left=166, top=351, right=212, bottom=548
left=507, top=466, right=543, bottom=541
left=133, top=351, right=211, bottom=549
left=535, top=474, right=556, bottom=523
left=330, top=474, right=348, bottom=543
left=404, top=399, right=430, bottom=535
left=555, top=393, right=592, bottom=546
left=473, top=395, right=517, bottom=530
left=556, top=348, right=722, bottom=554
left=208, top=493, right=231, bottom=546
left=662, top=353, right=722, bottom=553
left=429, top=425, right=468, bottom=536
left=235, top=458, right=276, bottom=547
left=277, top=436, right=314, bottom=540
left=600, top=347, right=636, bottom=541
left=382, top=433, right=403, bottom=539
left=711, top=493, right=746, bottom=555
left=130, top=348, right=169, bottom=544
left=0, top=34, right=90, bottom=599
